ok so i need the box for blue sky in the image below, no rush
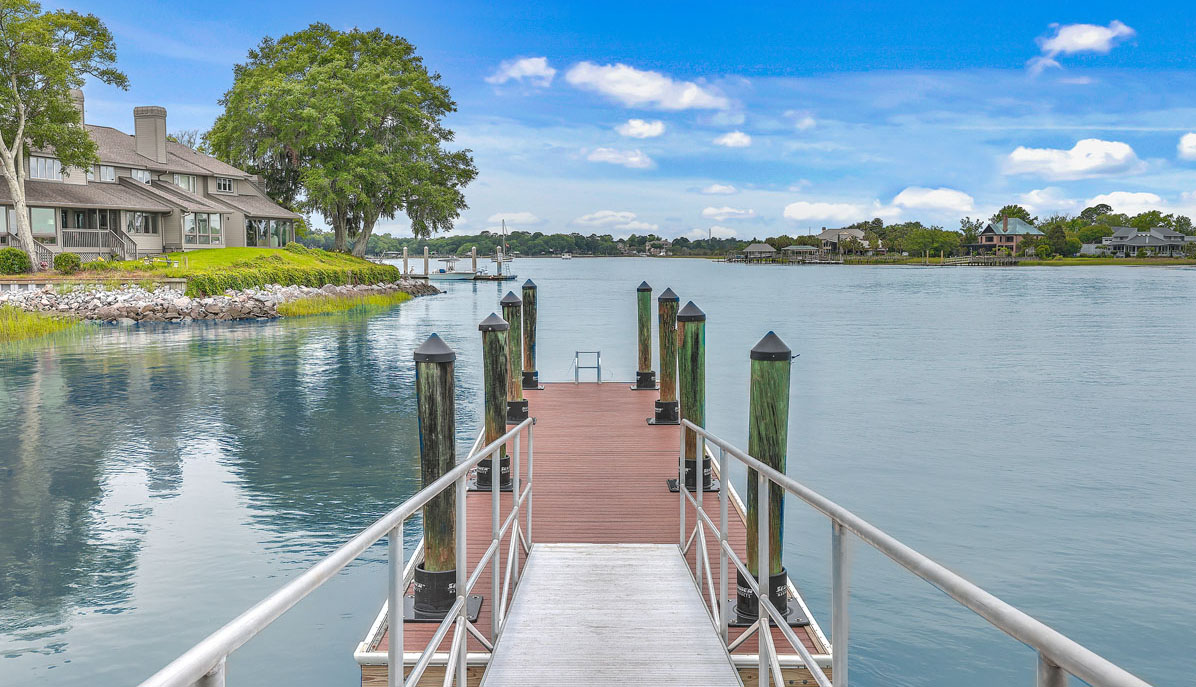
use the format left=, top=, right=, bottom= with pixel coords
left=61, top=0, right=1196, bottom=239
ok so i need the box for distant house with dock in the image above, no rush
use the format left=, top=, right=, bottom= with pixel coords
left=742, top=243, right=776, bottom=262
left=975, top=217, right=1042, bottom=255
left=1084, top=226, right=1195, bottom=257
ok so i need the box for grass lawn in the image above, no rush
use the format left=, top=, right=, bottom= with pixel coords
left=0, top=304, right=83, bottom=344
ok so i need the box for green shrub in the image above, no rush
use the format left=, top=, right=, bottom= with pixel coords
left=284, top=242, right=310, bottom=255
left=53, top=252, right=82, bottom=274
left=81, top=259, right=121, bottom=272
left=184, top=262, right=401, bottom=296
left=0, top=246, right=32, bottom=274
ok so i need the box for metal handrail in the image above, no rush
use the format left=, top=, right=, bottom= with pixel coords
left=137, top=417, right=534, bottom=687
left=572, top=350, right=601, bottom=383
left=679, top=419, right=1151, bottom=687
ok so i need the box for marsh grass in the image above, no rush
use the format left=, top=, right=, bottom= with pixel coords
left=276, top=291, right=413, bottom=317
left=0, top=304, right=83, bottom=343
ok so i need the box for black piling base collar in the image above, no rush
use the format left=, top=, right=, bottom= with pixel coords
left=631, top=370, right=658, bottom=391
left=666, top=477, right=721, bottom=493
left=521, top=370, right=543, bottom=391
left=402, top=594, right=484, bottom=623
left=728, top=567, right=809, bottom=627
left=723, top=598, right=809, bottom=628
left=467, top=477, right=514, bottom=492
left=506, top=399, right=529, bottom=424
left=647, top=400, right=680, bottom=425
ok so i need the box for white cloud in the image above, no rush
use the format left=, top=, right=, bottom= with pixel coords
left=616, top=119, right=666, bottom=138
left=783, top=200, right=900, bottom=223
left=713, top=131, right=751, bottom=148
left=572, top=210, right=657, bottom=234
left=486, top=211, right=544, bottom=225
left=565, top=61, right=730, bottom=110
left=1004, top=138, right=1141, bottom=180
left=892, top=186, right=974, bottom=212
left=701, top=206, right=756, bottom=221
left=485, top=57, right=556, bottom=87
left=784, top=110, right=817, bottom=130
left=586, top=147, right=654, bottom=169
left=686, top=225, right=738, bottom=240
left=1178, top=133, right=1196, bottom=161
left=1029, top=21, right=1134, bottom=75
left=573, top=210, right=636, bottom=227
left=700, top=184, right=737, bottom=195
left=1019, top=187, right=1079, bottom=214
left=1086, top=191, right=1163, bottom=215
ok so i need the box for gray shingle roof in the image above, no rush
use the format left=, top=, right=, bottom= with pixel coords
left=0, top=179, right=174, bottom=212
left=130, top=179, right=227, bottom=213
left=744, top=242, right=776, bottom=253
left=82, top=124, right=249, bottom=178
left=210, top=192, right=301, bottom=219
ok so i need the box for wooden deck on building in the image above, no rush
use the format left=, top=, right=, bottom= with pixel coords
left=481, top=543, right=739, bottom=686
left=365, top=382, right=828, bottom=685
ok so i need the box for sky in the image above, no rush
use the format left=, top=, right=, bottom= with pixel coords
left=58, top=0, right=1196, bottom=240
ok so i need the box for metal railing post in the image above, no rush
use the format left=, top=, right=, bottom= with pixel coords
left=832, top=520, right=850, bottom=687
left=719, top=447, right=729, bottom=644
left=388, top=525, right=404, bottom=687
left=679, top=424, right=686, bottom=548
left=1039, top=653, right=1067, bottom=687
left=695, top=435, right=706, bottom=600
left=526, top=424, right=534, bottom=544
left=195, top=659, right=224, bottom=687
left=758, top=471, right=770, bottom=687
left=512, top=432, right=522, bottom=584
left=454, top=476, right=467, bottom=685
left=491, top=446, right=501, bottom=640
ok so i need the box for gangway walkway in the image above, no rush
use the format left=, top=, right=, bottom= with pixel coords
left=481, top=543, right=740, bottom=686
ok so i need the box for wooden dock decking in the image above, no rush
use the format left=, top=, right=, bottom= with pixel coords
left=359, top=382, right=830, bottom=686
left=481, top=543, right=740, bottom=686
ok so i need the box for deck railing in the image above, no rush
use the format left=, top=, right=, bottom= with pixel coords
left=9, top=234, right=54, bottom=266
left=137, top=418, right=534, bottom=687
left=678, top=419, right=1151, bottom=687
left=61, top=228, right=131, bottom=260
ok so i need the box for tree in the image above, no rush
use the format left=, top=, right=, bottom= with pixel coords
left=1079, top=204, right=1112, bottom=223
left=1077, top=224, right=1112, bottom=245
left=990, top=204, right=1036, bottom=226
left=959, top=216, right=983, bottom=245
left=167, top=128, right=202, bottom=150
left=0, top=0, right=127, bottom=269
left=208, top=24, right=476, bottom=256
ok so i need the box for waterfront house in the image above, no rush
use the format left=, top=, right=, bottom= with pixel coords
left=817, top=227, right=879, bottom=254
left=1091, top=226, right=1195, bottom=257
left=975, top=217, right=1042, bottom=255
left=781, top=244, right=821, bottom=261
left=743, top=242, right=777, bottom=262
left=0, top=90, right=300, bottom=262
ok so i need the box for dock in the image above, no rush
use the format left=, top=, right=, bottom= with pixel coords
left=355, top=382, right=829, bottom=686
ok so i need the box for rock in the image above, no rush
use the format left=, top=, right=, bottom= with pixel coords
left=116, top=317, right=136, bottom=326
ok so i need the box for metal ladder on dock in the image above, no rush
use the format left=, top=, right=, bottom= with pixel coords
left=480, top=543, right=739, bottom=686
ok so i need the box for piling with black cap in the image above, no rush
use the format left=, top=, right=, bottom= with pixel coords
left=476, top=314, right=512, bottom=491
left=521, top=280, right=539, bottom=389
left=633, top=281, right=657, bottom=390
left=500, top=291, right=528, bottom=423
left=736, top=331, right=794, bottom=622
left=412, top=333, right=458, bottom=618
left=676, top=301, right=713, bottom=491
left=648, top=287, right=680, bottom=425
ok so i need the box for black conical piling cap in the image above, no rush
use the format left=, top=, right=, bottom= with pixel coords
left=500, top=291, right=521, bottom=306
left=414, top=333, right=456, bottom=363
left=637, top=281, right=652, bottom=292
left=523, top=279, right=536, bottom=290
left=750, top=331, right=791, bottom=361
left=479, top=313, right=509, bottom=332
left=658, top=287, right=679, bottom=302
left=676, top=301, right=706, bottom=322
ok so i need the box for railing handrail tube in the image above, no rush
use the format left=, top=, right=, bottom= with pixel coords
left=138, top=418, right=532, bottom=687
left=682, top=420, right=1151, bottom=687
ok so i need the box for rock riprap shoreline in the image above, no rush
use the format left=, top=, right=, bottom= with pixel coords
left=0, top=280, right=440, bottom=323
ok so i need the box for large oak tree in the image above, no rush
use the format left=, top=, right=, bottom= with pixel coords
left=0, top=0, right=126, bottom=269
left=207, top=24, right=476, bottom=256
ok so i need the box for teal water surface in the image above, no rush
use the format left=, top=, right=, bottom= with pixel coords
left=2, top=258, right=1193, bottom=686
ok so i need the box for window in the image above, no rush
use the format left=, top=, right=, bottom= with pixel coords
left=0, top=206, right=8, bottom=234
left=132, top=169, right=152, bottom=184
left=173, top=174, right=196, bottom=193
left=215, top=177, right=234, bottom=193
left=30, top=156, right=62, bottom=180
left=184, top=213, right=222, bottom=245
left=29, top=207, right=55, bottom=242
left=88, top=165, right=116, bottom=182
left=126, top=212, right=160, bottom=235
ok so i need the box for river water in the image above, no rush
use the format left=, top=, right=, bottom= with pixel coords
left=1, top=258, right=1193, bottom=686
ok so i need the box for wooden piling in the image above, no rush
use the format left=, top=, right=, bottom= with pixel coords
left=521, top=280, right=538, bottom=389
left=413, top=334, right=457, bottom=572
left=402, top=246, right=409, bottom=276
left=478, top=314, right=511, bottom=489
left=634, top=282, right=656, bottom=390
left=423, top=246, right=430, bottom=277
left=677, top=301, right=710, bottom=490
left=740, top=331, right=793, bottom=619
left=649, top=288, right=680, bottom=424
left=501, top=291, right=528, bottom=422
left=472, top=246, right=478, bottom=274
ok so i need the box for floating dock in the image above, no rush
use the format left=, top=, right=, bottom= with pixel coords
left=354, top=383, right=829, bottom=685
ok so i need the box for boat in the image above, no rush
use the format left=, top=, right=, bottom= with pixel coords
left=427, top=257, right=476, bottom=280
left=560, top=252, right=572, bottom=260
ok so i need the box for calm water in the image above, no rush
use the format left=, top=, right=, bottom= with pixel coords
left=2, top=259, right=1194, bottom=686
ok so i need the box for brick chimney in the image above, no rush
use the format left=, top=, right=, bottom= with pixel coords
left=69, top=89, right=85, bottom=124
left=133, top=106, right=167, bottom=164
left=1003, top=216, right=1008, bottom=233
